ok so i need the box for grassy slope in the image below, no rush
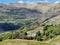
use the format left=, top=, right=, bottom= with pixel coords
left=0, top=39, right=54, bottom=45
left=45, top=15, right=60, bottom=25
left=27, top=26, right=44, bottom=34
left=50, top=35, right=60, bottom=42
left=1, top=35, right=60, bottom=45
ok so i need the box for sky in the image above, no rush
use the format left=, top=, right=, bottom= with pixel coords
left=0, top=0, right=60, bottom=3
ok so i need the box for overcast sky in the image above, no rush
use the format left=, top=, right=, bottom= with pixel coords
left=0, top=0, right=60, bottom=3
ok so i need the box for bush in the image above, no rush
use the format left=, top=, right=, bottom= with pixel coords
left=27, top=36, right=34, bottom=40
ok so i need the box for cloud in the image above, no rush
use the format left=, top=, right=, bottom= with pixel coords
left=44, top=0, right=48, bottom=2
left=18, top=0, right=24, bottom=3
left=18, top=0, right=35, bottom=4
left=18, top=0, right=49, bottom=4
left=54, top=1, right=60, bottom=3
left=26, top=1, right=34, bottom=4
left=37, top=0, right=48, bottom=3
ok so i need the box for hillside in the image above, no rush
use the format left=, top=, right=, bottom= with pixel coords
left=0, top=3, right=60, bottom=23
left=0, top=39, right=54, bottom=45
left=0, top=3, right=60, bottom=45
left=1, top=35, right=60, bottom=45
left=44, top=15, right=60, bottom=25
left=0, top=35, right=60, bottom=45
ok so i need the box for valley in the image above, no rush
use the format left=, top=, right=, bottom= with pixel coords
left=0, top=3, right=60, bottom=45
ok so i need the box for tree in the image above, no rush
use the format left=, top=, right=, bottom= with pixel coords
left=36, top=31, right=41, bottom=36
left=36, top=31, right=43, bottom=41
left=24, top=32, right=27, bottom=35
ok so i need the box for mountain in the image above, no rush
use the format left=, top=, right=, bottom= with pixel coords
left=0, top=3, right=59, bottom=21
left=0, top=3, right=60, bottom=44
left=0, top=3, right=60, bottom=32
left=43, top=3, right=60, bottom=25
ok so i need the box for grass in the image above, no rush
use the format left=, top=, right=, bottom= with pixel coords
left=27, top=26, right=44, bottom=34
left=0, top=39, right=54, bottom=45
left=50, top=35, right=60, bottom=43
left=1, top=35, right=60, bottom=45
left=1, top=31, right=60, bottom=45
left=0, top=26, right=60, bottom=45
